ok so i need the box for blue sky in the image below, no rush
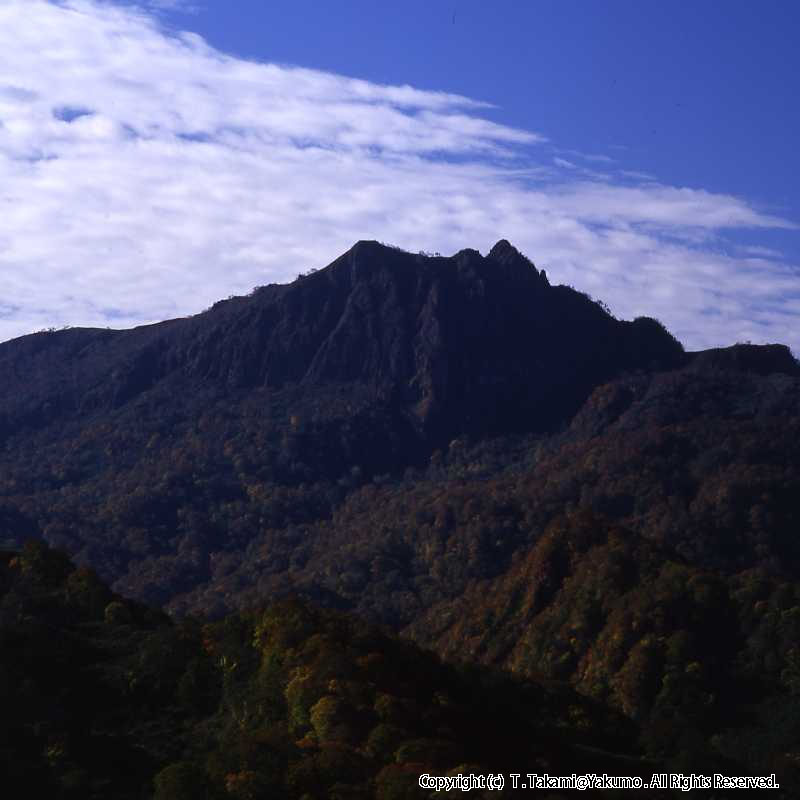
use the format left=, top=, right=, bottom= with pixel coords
left=1, top=0, right=799, bottom=351
left=158, top=0, right=800, bottom=228
left=167, top=1, right=800, bottom=200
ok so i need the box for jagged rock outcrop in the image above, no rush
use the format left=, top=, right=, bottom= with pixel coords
left=0, top=240, right=685, bottom=446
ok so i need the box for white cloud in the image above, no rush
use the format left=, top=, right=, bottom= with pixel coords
left=0, top=0, right=798, bottom=354
left=143, top=0, right=198, bottom=9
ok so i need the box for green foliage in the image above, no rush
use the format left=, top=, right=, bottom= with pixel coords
left=0, top=549, right=680, bottom=798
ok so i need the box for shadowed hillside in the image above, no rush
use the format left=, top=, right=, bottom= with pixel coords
left=3, top=241, right=800, bottom=788
left=2, top=542, right=681, bottom=799
left=0, top=240, right=684, bottom=607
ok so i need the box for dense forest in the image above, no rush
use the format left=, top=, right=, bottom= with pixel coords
left=2, top=241, right=799, bottom=794
left=2, top=541, right=792, bottom=798
left=3, top=541, right=678, bottom=799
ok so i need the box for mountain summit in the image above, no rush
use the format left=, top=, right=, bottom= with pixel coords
left=0, top=240, right=684, bottom=447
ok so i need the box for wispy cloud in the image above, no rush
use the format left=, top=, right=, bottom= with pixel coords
left=140, top=0, right=201, bottom=13
left=559, top=148, right=616, bottom=165
left=0, top=0, right=797, bottom=353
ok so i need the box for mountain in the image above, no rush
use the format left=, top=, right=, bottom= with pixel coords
left=3, top=240, right=800, bottom=788
left=0, top=239, right=683, bottom=446
left=0, top=239, right=684, bottom=605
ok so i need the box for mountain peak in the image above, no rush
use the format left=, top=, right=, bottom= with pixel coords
left=486, top=239, right=549, bottom=285
left=487, top=239, right=526, bottom=264
left=0, top=239, right=686, bottom=446
left=348, top=239, right=386, bottom=257
left=689, top=342, right=800, bottom=376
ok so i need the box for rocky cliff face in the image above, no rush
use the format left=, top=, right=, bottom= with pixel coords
left=0, top=239, right=686, bottom=446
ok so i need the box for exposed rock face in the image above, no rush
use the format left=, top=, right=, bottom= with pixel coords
left=0, top=240, right=685, bottom=445
left=687, top=342, right=800, bottom=376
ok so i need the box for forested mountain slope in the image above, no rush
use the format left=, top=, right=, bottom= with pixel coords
left=3, top=543, right=680, bottom=799
left=0, top=240, right=684, bottom=607
left=3, top=241, right=800, bottom=788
